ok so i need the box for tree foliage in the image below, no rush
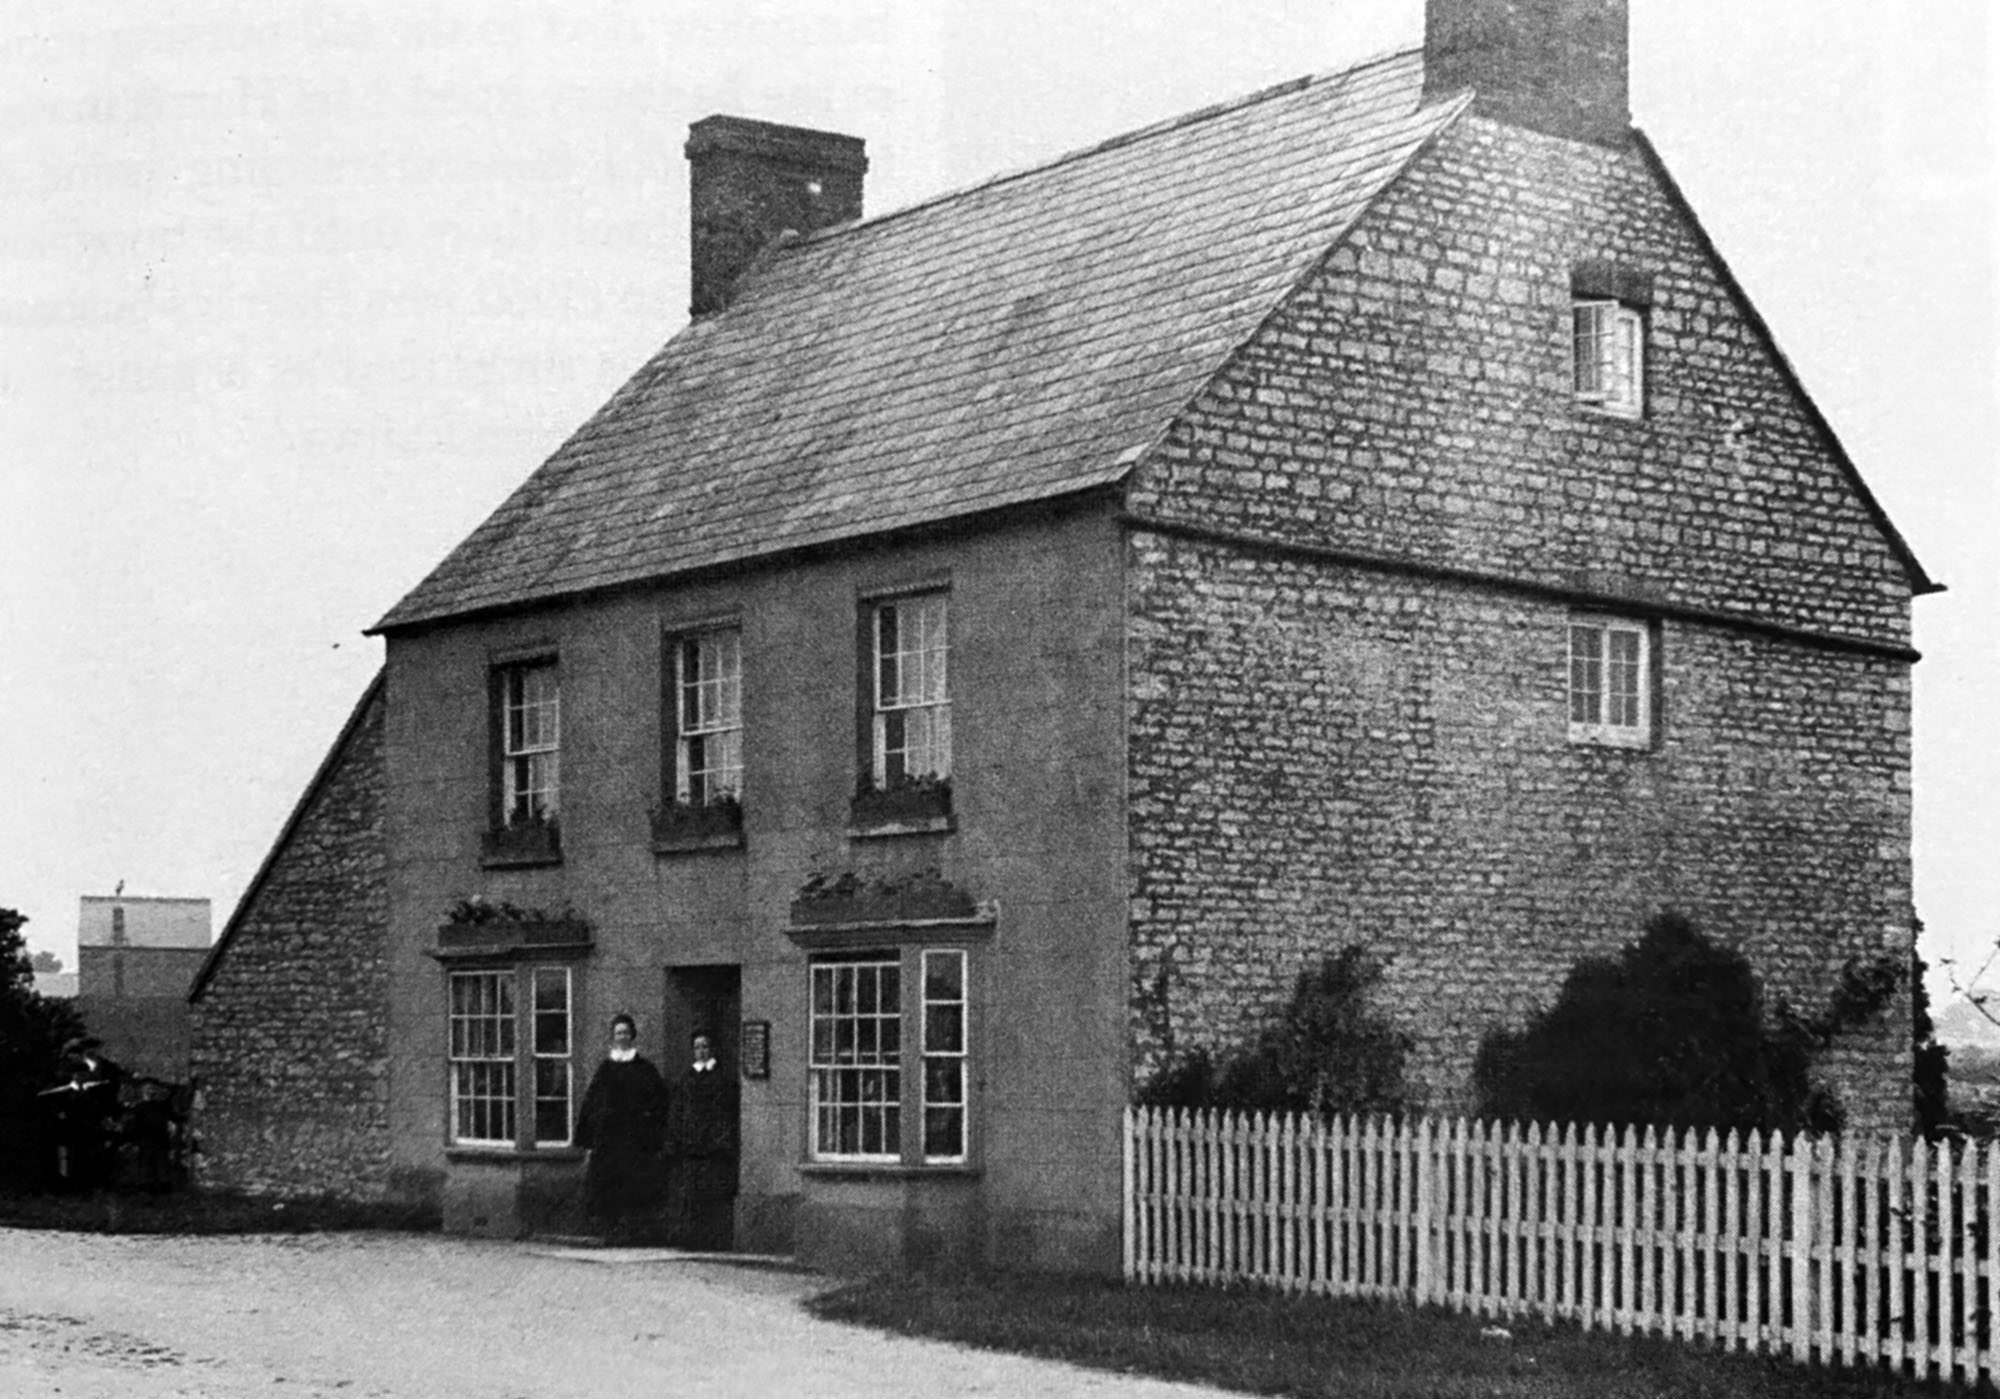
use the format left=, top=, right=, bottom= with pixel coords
left=0, top=907, right=86, bottom=1188
left=1473, top=910, right=1906, bottom=1136
left=1912, top=941, right=1950, bottom=1139
left=1139, top=946, right=1412, bottom=1117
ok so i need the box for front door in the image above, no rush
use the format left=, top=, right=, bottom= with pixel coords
left=663, top=964, right=740, bottom=1249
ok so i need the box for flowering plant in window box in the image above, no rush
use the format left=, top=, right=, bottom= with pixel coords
left=789, top=865, right=976, bottom=926
left=436, top=897, right=592, bottom=950
left=849, top=772, right=951, bottom=827
left=648, top=792, right=743, bottom=846
left=481, top=811, right=561, bottom=865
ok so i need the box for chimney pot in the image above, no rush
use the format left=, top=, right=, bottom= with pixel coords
left=685, top=116, right=867, bottom=318
left=1423, top=0, right=1630, bottom=148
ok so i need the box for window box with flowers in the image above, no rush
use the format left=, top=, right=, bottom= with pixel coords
left=789, top=867, right=977, bottom=928
left=848, top=773, right=952, bottom=834
left=431, top=898, right=594, bottom=957
left=649, top=792, right=744, bottom=853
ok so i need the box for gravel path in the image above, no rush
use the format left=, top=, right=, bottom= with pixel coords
left=0, top=1228, right=1230, bottom=1398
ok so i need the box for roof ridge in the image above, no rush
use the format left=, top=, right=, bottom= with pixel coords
left=793, top=43, right=1425, bottom=250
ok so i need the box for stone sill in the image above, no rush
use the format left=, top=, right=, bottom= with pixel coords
left=845, top=814, right=955, bottom=841
left=479, top=850, right=564, bottom=870
left=798, top=1162, right=980, bottom=1181
left=784, top=909, right=996, bottom=952
left=651, top=830, right=746, bottom=856
left=428, top=940, right=594, bottom=963
left=1567, top=731, right=1656, bottom=755
left=445, top=1147, right=585, bottom=1165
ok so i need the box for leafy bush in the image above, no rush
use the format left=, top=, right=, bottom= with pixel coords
left=0, top=907, right=85, bottom=1188
left=1139, top=946, right=1412, bottom=1116
left=1912, top=943, right=1950, bottom=1138
left=1472, top=910, right=1901, bottom=1135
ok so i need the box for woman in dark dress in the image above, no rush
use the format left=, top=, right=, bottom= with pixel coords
left=666, top=1032, right=738, bottom=1249
left=573, top=1013, right=670, bottom=1238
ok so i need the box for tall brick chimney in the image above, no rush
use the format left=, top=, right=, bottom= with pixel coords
left=685, top=116, right=867, bottom=317
left=1422, top=0, right=1630, bottom=148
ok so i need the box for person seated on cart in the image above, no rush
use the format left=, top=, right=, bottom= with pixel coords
left=45, top=1038, right=125, bottom=1191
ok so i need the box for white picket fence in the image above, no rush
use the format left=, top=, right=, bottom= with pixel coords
left=1123, top=1106, right=1999, bottom=1385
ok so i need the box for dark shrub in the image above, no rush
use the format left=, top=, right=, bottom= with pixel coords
left=1140, top=946, right=1411, bottom=1117
left=1474, top=911, right=1827, bottom=1135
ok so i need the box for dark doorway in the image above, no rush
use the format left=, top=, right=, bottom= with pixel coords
left=662, top=964, right=741, bottom=1250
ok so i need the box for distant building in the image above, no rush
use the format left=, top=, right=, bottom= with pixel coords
left=73, top=895, right=211, bottom=1081
left=33, top=972, right=78, bottom=999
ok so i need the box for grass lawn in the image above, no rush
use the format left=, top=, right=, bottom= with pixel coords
left=0, top=1187, right=438, bottom=1235
left=807, top=1271, right=1975, bottom=1399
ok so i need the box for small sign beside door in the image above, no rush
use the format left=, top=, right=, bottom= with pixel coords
left=739, top=1019, right=770, bottom=1079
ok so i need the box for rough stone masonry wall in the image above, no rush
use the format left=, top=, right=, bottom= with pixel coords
left=190, top=682, right=392, bottom=1197
left=1126, top=537, right=1912, bottom=1130
left=1127, top=117, right=1914, bottom=648
left=1125, top=116, right=1916, bottom=1132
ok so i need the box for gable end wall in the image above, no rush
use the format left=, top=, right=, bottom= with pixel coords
left=189, top=684, right=393, bottom=1198
left=1128, top=116, right=1915, bottom=646
left=1125, top=116, right=1915, bottom=1132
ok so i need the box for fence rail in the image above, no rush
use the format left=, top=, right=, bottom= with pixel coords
left=1123, top=1106, right=1997, bottom=1385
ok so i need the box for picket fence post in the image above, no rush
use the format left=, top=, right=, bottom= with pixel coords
left=1128, top=1103, right=1144, bottom=1279
left=1412, top=1116, right=1435, bottom=1305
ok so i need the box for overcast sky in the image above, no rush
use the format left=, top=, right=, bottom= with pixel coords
left=3, top=1, right=1993, bottom=1000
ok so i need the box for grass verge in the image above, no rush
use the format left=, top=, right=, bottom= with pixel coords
left=0, top=1187, right=439, bottom=1235
left=806, top=1271, right=1970, bottom=1398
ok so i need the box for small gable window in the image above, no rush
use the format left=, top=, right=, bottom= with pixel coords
left=1570, top=260, right=1652, bottom=420
left=1568, top=616, right=1654, bottom=749
left=1572, top=301, right=1644, bottom=416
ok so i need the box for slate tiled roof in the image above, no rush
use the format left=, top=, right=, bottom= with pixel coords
left=374, top=51, right=1464, bottom=633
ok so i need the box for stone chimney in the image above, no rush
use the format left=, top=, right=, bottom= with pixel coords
left=685, top=116, right=868, bottom=317
left=1423, top=0, right=1630, bottom=148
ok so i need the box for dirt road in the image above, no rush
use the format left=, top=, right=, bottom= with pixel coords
left=0, top=1228, right=1226, bottom=1398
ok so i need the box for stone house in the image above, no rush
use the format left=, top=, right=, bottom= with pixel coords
left=190, top=0, right=1934, bottom=1274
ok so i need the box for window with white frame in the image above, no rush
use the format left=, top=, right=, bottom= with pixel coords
left=810, top=956, right=902, bottom=1161
left=499, top=660, right=560, bottom=823
left=1572, top=300, right=1644, bottom=417
left=450, top=971, right=516, bottom=1145
left=530, top=967, right=573, bottom=1146
left=1568, top=617, right=1653, bottom=748
left=449, top=965, right=573, bottom=1149
left=809, top=947, right=972, bottom=1165
left=674, top=628, right=742, bottom=805
left=871, top=593, right=950, bottom=787
left=921, top=950, right=967, bottom=1162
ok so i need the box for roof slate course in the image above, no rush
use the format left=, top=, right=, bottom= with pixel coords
left=375, top=51, right=1462, bottom=632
